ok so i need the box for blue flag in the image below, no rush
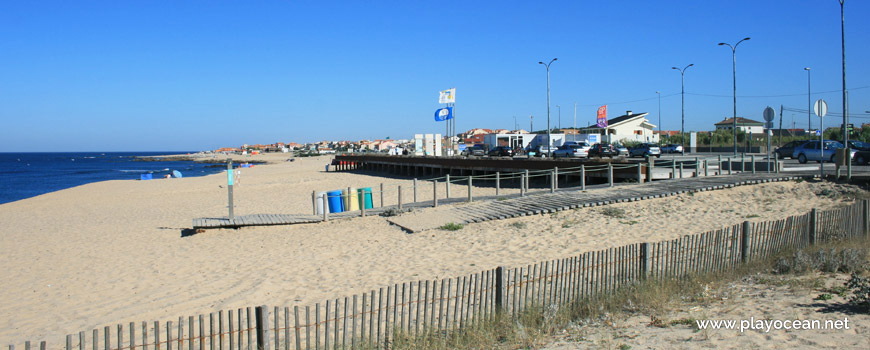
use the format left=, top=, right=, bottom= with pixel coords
left=434, top=107, right=453, bottom=121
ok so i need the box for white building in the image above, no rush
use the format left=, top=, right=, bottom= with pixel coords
left=714, top=117, right=765, bottom=134
left=581, top=111, right=659, bottom=143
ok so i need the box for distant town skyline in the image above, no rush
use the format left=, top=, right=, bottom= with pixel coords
left=1, top=0, right=868, bottom=152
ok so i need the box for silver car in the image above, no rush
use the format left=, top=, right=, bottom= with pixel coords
left=552, top=143, right=590, bottom=158
left=629, top=143, right=661, bottom=158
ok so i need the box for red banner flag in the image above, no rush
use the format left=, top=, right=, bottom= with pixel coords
left=596, top=105, right=608, bottom=128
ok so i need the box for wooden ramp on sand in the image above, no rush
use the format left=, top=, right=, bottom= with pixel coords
left=193, top=173, right=808, bottom=231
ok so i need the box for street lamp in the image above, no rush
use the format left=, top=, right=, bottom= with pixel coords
left=656, top=91, right=661, bottom=143
left=557, top=105, right=561, bottom=131
left=839, top=0, right=850, bottom=178
left=805, top=68, right=811, bottom=135
left=719, top=37, right=751, bottom=155
left=539, top=58, right=557, bottom=157
left=672, top=64, right=693, bottom=156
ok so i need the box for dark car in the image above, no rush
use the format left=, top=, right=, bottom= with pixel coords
left=461, top=144, right=485, bottom=156
left=487, top=146, right=514, bottom=157
left=846, top=140, right=870, bottom=151
left=588, top=143, right=618, bottom=157
left=773, top=140, right=807, bottom=159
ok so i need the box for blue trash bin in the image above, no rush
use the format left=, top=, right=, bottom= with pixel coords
left=327, top=190, right=344, bottom=213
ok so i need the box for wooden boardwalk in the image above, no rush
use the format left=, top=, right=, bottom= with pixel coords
left=193, top=172, right=806, bottom=231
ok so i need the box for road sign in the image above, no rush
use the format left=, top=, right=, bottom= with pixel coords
left=815, top=129, right=822, bottom=136
left=765, top=121, right=774, bottom=129
left=763, top=106, right=775, bottom=122
left=814, top=99, right=828, bottom=118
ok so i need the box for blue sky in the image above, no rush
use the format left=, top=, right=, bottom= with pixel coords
left=1, top=0, right=868, bottom=151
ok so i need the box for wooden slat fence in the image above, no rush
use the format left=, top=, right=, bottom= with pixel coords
left=11, top=200, right=870, bottom=350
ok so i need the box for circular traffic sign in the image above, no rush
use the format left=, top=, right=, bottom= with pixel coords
left=763, top=106, right=775, bottom=122
left=814, top=99, right=828, bottom=118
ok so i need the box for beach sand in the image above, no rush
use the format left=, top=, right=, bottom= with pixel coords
left=0, top=153, right=864, bottom=345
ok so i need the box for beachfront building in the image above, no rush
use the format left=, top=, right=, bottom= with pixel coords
left=579, top=111, right=659, bottom=144
left=483, top=132, right=535, bottom=150
left=715, top=117, right=764, bottom=134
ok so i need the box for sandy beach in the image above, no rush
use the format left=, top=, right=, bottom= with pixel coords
left=0, top=153, right=865, bottom=346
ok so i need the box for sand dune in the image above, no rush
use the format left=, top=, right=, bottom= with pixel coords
left=0, top=153, right=861, bottom=345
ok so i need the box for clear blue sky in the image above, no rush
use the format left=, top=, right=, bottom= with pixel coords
left=1, top=0, right=868, bottom=152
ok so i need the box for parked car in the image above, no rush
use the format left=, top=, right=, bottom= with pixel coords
left=588, top=143, right=618, bottom=157
left=487, top=146, right=514, bottom=157
left=855, top=150, right=870, bottom=165
left=792, top=140, right=855, bottom=163
left=660, top=144, right=684, bottom=153
left=629, top=143, right=662, bottom=158
left=552, top=143, right=590, bottom=158
left=613, top=143, right=629, bottom=156
left=528, top=145, right=557, bottom=157
left=461, top=144, right=485, bottom=156
left=773, top=140, right=807, bottom=159
left=846, top=140, right=870, bottom=151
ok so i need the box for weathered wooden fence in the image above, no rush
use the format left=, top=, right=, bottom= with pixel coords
left=11, top=200, right=869, bottom=350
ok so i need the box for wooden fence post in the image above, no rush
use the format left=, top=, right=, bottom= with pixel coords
left=751, top=155, right=756, bottom=174
left=398, top=186, right=403, bottom=211
left=380, top=183, right=384, bottom=207
left=646, top=157, right=654, bottom=182
left=312, top=191, right=316, bottom=215
left=727, top=157, right=732, bottom=175
left=467, top=176, right=473, bottom=202
left=704, top=160, right=708, bottom=177
left=718, top=154, right=722, bottom=175
left=495, top=266, right=506, bottom=314
left=550, top=169, right=556, bottom=193
left=864, top=200, right=869, bottom=236
left=581, top=165, right=586, bottom=190
left=679, top=163, right=684, bottom=178
left=255, top=306, right=269, bottom=350
left=636, top=163, right=643, bottom=183
left=361, top=190, right=366, bottom=217
left=640, top=243, right=650, bottom=279
left=413, top=178, right=418, bottom=203
left=741, top=221, right=752, bottom=263
left=520, top=173, right=526, bottom=196
left=671, top=160, right=676, bottom=179
left=446, top=174, right=451, bottom=198
left=694, top=157, right=699, bottom=177
left=608, top=163, right=613, bottom=187
left=433, top=180, right=438, bottom=207
left=525, top=170, right=530, bottom=191
left=495, top=172, right=500, bottom=196
left=810, top=208, right=817, bottom=245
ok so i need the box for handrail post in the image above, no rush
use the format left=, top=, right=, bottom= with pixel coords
left=398, top=186, right=403, bottom=211
left=727, top=157, right=732, bottom=175
left=520, top=173, right=526, bottom=196
left=413, top=178, right=418, bottom=203
left=647, top=156, right=654, bottom=182
left=380, top=183, right=384, bottom=207
left=467, top=176, right=473, bottom=202
left=446, top=174, right=451, bottom=198
left=311, top=191, right=317, bottom=215
left=751, top=155, right=756, bottom=174
left=608, top=163, right=613, bottom=187
left=433, top=180, right=438, bottom=207
left=525, top=169, right=530, bottom=192
left=495, top=172, right=501, bottom=196
left=694, top=157, right=699, bottom=177
left=554, top=167, right=559, bottom=190
left=637, top=163, right=643, bottom=183
left=581, top=164, right=586, bottom=190
left=671, top=160, right=676, bottom=179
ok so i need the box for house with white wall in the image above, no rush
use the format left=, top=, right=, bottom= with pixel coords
left=714, top=117, right=764, bottom=134
left=580, top=111, right=659, bottom=143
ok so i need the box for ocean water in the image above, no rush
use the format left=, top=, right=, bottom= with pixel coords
left=0, top=152, right=226, bottom=205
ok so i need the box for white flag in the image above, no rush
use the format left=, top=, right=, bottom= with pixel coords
left=439, top=88, right=455, bottom=104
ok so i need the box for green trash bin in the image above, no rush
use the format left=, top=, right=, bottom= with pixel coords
left=358, top=187, right=374, bottom=209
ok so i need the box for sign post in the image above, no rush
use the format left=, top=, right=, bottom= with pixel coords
left=814, top=99, right=828, bottom=179
left=763, top=106, right=775, bottom=173
left=227, top=159, right=234, bottom=220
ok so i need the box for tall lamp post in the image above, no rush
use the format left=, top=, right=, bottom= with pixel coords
left=672, top=64, right=693, bottom=156
left=719, top=37, right=751, bottom=156
left=539, top=58, right=557, bottom=157
left=805, top=68, right=811, bottom=135
left=839, top=0, right=850, bottom=179
left=656, top=91, right=661, bottom=143
left=557, top=105, right=561, bottom=131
